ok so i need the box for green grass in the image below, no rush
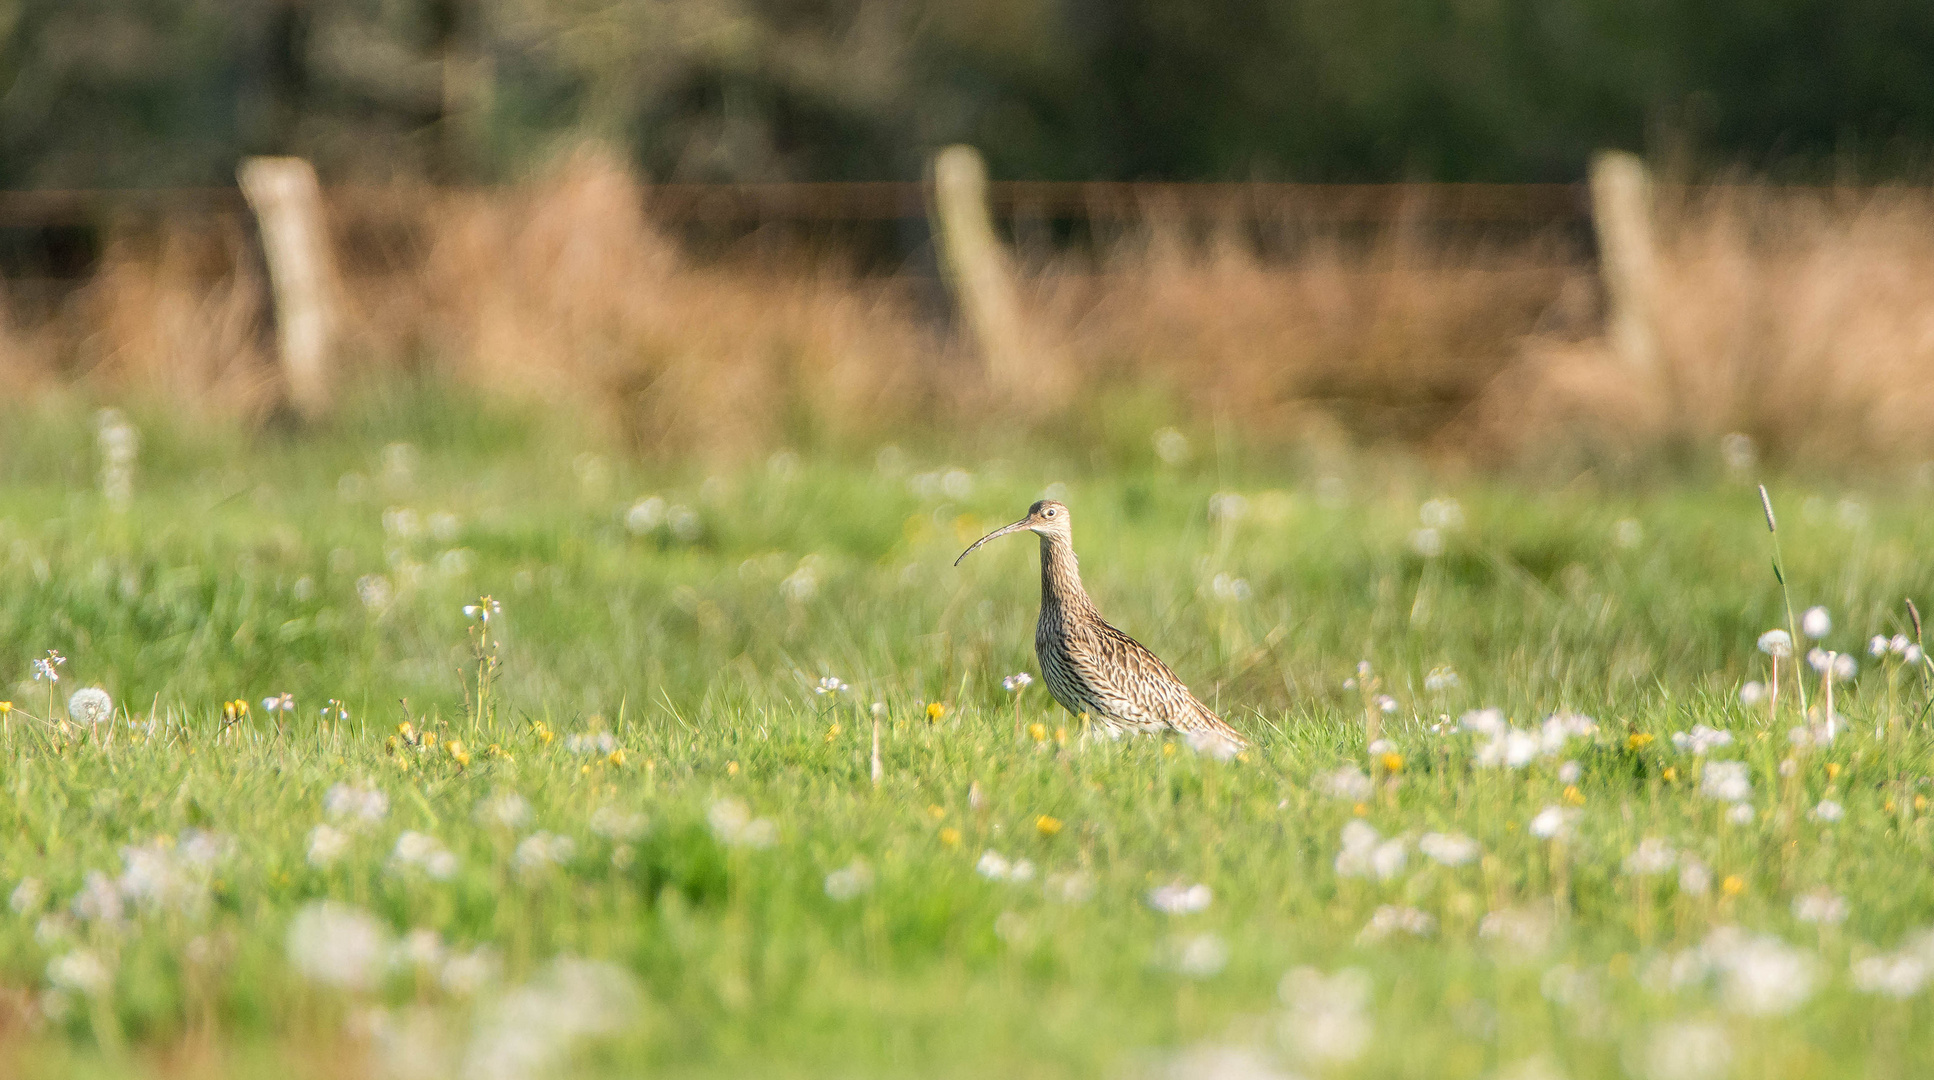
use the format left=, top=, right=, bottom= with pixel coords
left=4, top=394, right=1934, bottom=1078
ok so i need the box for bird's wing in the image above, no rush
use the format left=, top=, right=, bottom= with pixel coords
left=1093, top=619, right=1246, bottom=744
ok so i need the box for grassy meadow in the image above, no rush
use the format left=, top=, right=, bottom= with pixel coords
left=3, top=390, right=1934, bottom=1079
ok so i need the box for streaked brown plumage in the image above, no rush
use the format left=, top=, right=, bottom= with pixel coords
left=955, top=500, right=1246, bottom=751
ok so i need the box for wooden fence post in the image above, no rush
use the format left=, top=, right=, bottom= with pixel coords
left=239, top=156, right=339, bottom=420
left=1589, top=150, right=1659, bottom=375
left=930, top=145, right=1030, bottom=395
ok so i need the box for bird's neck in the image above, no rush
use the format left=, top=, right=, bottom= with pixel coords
left=1039, top=533, right=1095, bottom=614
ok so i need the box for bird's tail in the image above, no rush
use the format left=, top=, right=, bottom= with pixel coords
left=1181, top=699, right=1248, bottom=759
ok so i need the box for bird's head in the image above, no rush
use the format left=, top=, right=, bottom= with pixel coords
left=954, top=500, right=1071, bottom=566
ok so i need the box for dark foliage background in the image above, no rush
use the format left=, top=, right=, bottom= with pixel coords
left=3, top=0, right=1931, bottom=188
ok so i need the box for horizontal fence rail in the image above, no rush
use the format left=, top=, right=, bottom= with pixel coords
left=0, top=181, right=1612, bottom=228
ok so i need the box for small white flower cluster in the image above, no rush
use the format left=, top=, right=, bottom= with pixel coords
left=474, top=791, right=533, bottom=830
left=1850, top=929, right=1934, bottom=998
left=908, top=468, right=975, bottom=501
left=1278, top=966, right=1372, bottom=1066
left=813, top=676, right=849, bottom=695
left=1807, top=648, right=1857, bottom=680
left=824, top=860, right=873, bottom=901
left=1462, top=709, right=1596, bottom=769
left=1002, top=672, right=1033, bottom=692
left=1645, top=926, right=1815, bottom=1016
left=977, top=850, right=1036, bottom=884
left=1528, top=805, right=1578, bottom=840
left=1358, top=904, right=1435, bottom=943
left=511, top=833, right=576, bottom=878
left=1669, top=725, right=1733, bottom=755
left=707, top=798, right=776, bottom=848
left=390, top=831, right=459, bottom=880
left=1318, top=765, right=1374, bottom=802
left=96, top=408, right=137, bottom=511
left=1156, top=932, right=1228, bottom=978
left=623, top=496, right=702, bottom=542
left=1423, top=665, right=1460, bottom=693
left=1417, top=831, right=1480, bottom=867
left=589, top=807, right=647, bottom=841
left=1147, top=882, right=1213, bottom=915
left=1335, top=821, right=1405, bottom=880
left=563, top=730, right=618, bottom=755
left=1867, top=632, right=1926, bottom=665
left=1792, top=888, right=1849, bottom=925
left=1700, top=760, right=1753, bottom=808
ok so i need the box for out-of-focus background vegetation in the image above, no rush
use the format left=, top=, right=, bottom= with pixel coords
left=5, top=0, right=1934, bottom=473
left=7, top=0, right=1934, bottom=186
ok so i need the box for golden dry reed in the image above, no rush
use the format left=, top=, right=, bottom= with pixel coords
left=6, top=148, right=1934, bottom=467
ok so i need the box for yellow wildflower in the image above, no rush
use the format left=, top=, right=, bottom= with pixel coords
left=1380, top=752, right=1404, bottom=774
left=938, top=827, right=961, bottom=847
left=1721, top=874, right=1745, bottom=897
left=925, top=702, right=947, bottom=723
left=0, top=702, right=11, bottom=714
left=1626, top=732, right=1654, bottom=750
left=1563, top=785, right=1585, bottom=806
left=927, top=805, right=947, bottom=821
left=607, top=749, right=625, bottom=767
left=825, top=723, right=841, bottom=742
left=445, top=739, right=470, bottom=767
left=726, top=760, right=739, bottom=776
left=1162, top=742, right=1177, bottom=757
left=1825, top=762, right=1841, bottom=779
left=530, top=720, right=554, bottom=745
left=1918, top=794, right=1929, bottom=811
left=1661, top=766, right=1677, bottom=783
left=1027, top=723, right=1047, bottom=742
left=1054, top=727, right=1067, bottom=746
left=1036, top=815, right=1063, bottom=837
left=1352, top=802, right=1368, bottom=817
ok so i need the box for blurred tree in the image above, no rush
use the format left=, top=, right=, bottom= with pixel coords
left=0, top=0, right=1931, bottom=186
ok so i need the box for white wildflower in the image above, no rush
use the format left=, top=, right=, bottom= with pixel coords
left=1727, top=803, right=1756, bottom=826
left=562, top=731, right=618, bottom=755
left=589, top=807, right=647, bottom=841
left=1793, top=889, right=1848, bottom=925
left=286, top=901, right=393, bottom=991
left=47, top=949, right=113, bottom=996
left=1277, top=966, right=1372, bottom=1066
left=1153, top=428, right=1191, bottom=465
left=1334, top=821, right=1406, bottom=880
left=461, top=957, right=642, bottom=1080
left=1811, top=799, right=1845, bottom=823
left=813, top=676, right=848, bottom=695
left=1852, top=953, right=1928, bottom=998
left=1558, top=760, right=1582, bottom=784
left=474, top=791, right=532, bottom=829
left=1679, top=858, right=1712, bottom=894
left=325, top=783, right=390, bottom=825
left=66, top=687, right=112, bottom=725
left=1002, top=672, right=1033, bottom=692
left=1148, top=882, right=1213, bottom=915
left=1358, top=905, right=1435, bottom=943
left=1418, top=832, right=1480, bottom=867
left=707, top=799, right=777, bottom=848
left=511, top=833, right=575, bottom=877
left=1757, top=629, right=1793, bottom=658
left=1623, top=838, right=1677, bottom=876
left=1319, top=766, right=1374, bottom=801
left=1801, top=607, right=1831, bottom=640
left=1701, top=761, right=1752, bottom=803
left=1159, top=933, right=1230, bottom=978
left=823, top=861, right=873, bottom=901
left=1529, top=805, right=1577, bottom=840
left=1739, top=681, right=1765, bottom=706
left=1409, top=527, right=1444, bottom=558
left=1630, top=1021, right=1731, bottom=1080
left=307, top=824, right=351, bottom=868
left=390, top=832, right=459, bottom=880
left=1671, top=725, right=1733, bottom=754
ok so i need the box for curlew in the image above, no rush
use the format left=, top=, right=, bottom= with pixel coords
left=956, top=500, right=1246, bottom=753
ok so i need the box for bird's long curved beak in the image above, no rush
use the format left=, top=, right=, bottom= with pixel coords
left=954, top=518, right=1031, bottom=566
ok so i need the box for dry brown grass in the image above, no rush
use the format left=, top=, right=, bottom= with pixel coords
left=7, top=152, right=1934, bottom=468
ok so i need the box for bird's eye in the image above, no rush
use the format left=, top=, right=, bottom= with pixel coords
left=1044, top=508, right=1056, bottom=517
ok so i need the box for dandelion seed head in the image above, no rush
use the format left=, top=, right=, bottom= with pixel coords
left=1802, top=607, right=1832, bottom=640
left=66, top=687, right=111, bottom=726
